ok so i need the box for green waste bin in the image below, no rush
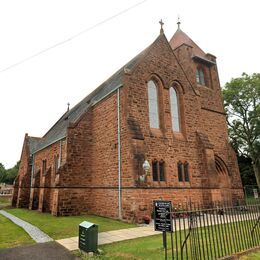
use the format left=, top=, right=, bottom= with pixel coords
left=79, top=221, right=98, bottom=252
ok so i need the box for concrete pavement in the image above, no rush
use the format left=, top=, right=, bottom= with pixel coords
left=56, top=224, right=160, bottom=251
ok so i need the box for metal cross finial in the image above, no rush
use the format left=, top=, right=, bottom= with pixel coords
left=67, top=102, right=70, bottom=111
left=159, top=19, right=164, bottom=34
left=177, top=16, right=181, bottom=30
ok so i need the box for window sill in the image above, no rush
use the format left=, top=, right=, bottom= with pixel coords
left=150, top=181, right=167, bottom=187
left=173, top=131, right=186, bottom=141
left=149, top=128, right=163, bottom=137
left=178, top=181, right=191, bottom=187
left=197, top=84, right=211, bottom=89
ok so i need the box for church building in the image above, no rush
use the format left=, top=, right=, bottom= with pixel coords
left=12, top=22, right=244, bottom=222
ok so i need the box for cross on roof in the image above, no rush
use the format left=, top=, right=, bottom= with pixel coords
left=177, top=16, right=181, bottom=30
left=159, top=19, right=164, bottom=34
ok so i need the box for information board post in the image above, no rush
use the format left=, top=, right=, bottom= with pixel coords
left=163, top=230, right=167, bottom=259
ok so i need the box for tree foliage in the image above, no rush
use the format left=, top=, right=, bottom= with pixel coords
left=0, top=163, right=6, bottom=183
left=0, top=161, right=20, bottom=185
left=238, top=155, right=257, bottom=186
left=222, top=73, right=260, bottom=188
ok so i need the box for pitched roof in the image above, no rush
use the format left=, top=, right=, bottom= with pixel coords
left=169, top=29, right=206, bottom=58
left=28, top=136, right=41, bottom=154
left=29, top=41, right=151, bottom=154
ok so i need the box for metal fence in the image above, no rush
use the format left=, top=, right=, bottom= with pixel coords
left=163, top=200, right=260, bottom=259
left=244, top=185, right=260, bottom=201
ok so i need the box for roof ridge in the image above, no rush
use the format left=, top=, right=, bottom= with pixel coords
left=42, top=110, right=69, bottom=138
left=40, top=36, right=158, bottom=142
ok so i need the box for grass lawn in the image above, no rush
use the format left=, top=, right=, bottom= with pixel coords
left=240, top=251, right=260, bottom=259
left=0, top=197, right=11, bottom=209
left=5, top=208, right=136, bottom=240
left=74, top=236, right=260, bottom=260
left=74, top=217, right=260, bottom=260
left=0, top=214, right=34, bottom=249
left=75, top=235, right=166, bottom=260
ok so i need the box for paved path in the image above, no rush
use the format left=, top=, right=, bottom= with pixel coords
left=2, top=208, right=258, bottom=253
left=57, top=212, right=260, bottom=251
left=57, top=224, right=160, bottom=251
left=0, top=210, right=53, bottom=243
left=0, top=242, right=79, bottom=260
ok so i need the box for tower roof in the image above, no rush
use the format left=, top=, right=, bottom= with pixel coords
left=169, top=28, right=206, bottom=58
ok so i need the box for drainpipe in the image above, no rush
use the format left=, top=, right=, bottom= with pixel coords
left=117, top=88, right=122, bottom=219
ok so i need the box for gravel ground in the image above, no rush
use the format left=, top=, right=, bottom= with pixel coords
left=0, top=210, right=53, bottom=243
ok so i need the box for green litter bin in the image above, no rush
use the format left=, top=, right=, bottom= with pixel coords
left=79, top=221, right=98, bottom=252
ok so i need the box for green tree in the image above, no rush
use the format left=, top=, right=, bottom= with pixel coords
left=238, top=155, right=257, bottom=186
left=0, top=163, right=6, bottom=183
left=5, top=161, right=20, bottom=184
left=222, top=73, right=260, bottom=188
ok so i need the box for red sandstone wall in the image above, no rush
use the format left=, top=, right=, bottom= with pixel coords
left=90, top=94, right=119, bottom=187
left=13, top=134, right=32, bottom=208
left=56, top=92, right=121, bottom=216
left=29, top=139, right=66, bottom=213
left=199, top=109, right=242, bottom=186
left=122, top=35, right=203, bottom=187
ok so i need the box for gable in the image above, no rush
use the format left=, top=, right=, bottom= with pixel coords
left=127, top=33, right=197, bottom=96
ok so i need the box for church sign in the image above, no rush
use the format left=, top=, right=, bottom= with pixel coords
left=153, top=200, right=173, bottom=232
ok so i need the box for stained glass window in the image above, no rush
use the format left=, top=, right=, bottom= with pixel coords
left=170, top=87, right=180, bottom=132
left=152, top=160, right=158, bottom=181
left=178, top=161, right=183, bottom=182
left=159, top=160, right=165, bottom=181
left=196, top=68, right=205, bottom=85
left=184, top=161, right=189, bottom=182
left=148, top=80, right=159, bottom=128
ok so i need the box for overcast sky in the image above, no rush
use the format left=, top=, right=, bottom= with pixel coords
left=0, top=0, right=259, bottom=168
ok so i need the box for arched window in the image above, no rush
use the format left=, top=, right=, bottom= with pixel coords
left=196, top=68, right=205, bottom=85
left=42, top=159, right=47, bottom=175
left=177, top=161, right=190, bottom=182
left=54, top=155, right=59, bottom=174
left=152, top=160, right=158, bottom=181
left=148, top=80, right=159, bottom=128
left=152, top=159, right=165, bottom=182
left=177, top=161, right=183, bottom=182
left=159, top=160, right=165, bottom=181
left=184, top=161, right=189, bottom=182
left=169, top=87, right=180, bottom=132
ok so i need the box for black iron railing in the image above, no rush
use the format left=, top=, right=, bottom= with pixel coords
left=162, top=200, right=260, bottom=259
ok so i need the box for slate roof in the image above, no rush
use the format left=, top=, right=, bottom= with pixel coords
left=28, top=137, right=41, bottom=154
left=29, top=41, right=150, bottom=154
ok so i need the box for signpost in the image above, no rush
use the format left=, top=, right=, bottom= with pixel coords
left=154, top=200, right=173, bottom=259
